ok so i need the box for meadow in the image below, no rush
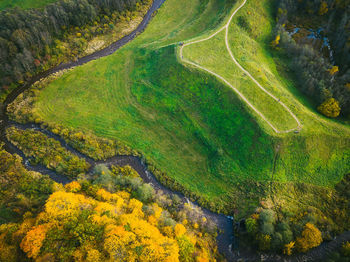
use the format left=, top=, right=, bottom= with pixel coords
left=33, top=0, right=350, bottom=212
left=0, top=0, right=56, bottom=9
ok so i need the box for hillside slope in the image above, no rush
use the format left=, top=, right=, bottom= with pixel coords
left=27, top=0, right=350, bottom=213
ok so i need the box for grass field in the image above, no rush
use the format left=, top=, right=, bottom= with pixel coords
left=33, top=0, right=350, bottom=211
left=0, top=0, right=56, bottom=9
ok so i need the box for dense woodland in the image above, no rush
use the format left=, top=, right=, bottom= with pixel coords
left=0, top=153, right=220, bottom=261
left=1, top=0, right=350, bottom=260
left=274, top=0, right=350, bottom=118
left=0, top=0, right=148, bottom=100
left=0, top=147, right=54, bottom=224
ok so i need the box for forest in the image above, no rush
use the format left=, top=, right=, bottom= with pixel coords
left=274, top=0, right=350, bottom=118
left=0, top=0, right=349, bottom=260
left=0, top=0, right=149, bottom=100
left=0, top=148, right=221, bottom=261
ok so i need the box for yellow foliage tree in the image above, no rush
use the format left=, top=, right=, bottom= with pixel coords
left=128, top=198, right=144, bottom=218
left=329, top=65, right=339, bottom=75
left=20, top=224, right=48, bottom=258
left=0, top=233, right=17, bottom=262
left=4, top=186, right=218, bottom=261
left=104, top=216, right=179, bottom=262
left=64, top=181, right=81, bottom=192
left=175, top=223, right=187, bottom=237
left=318, top=1, right=328, bottom=15
left=317, top=98, right=341, bottom=118
left=271, top=35, right=280, bottom=48
left=296, top=223, right=322, bottom=252
left=283, top=241, right=295, bottom=256
left=86, top=249, right=102, bottom=262
left=44, top=191, right=94, bottom=220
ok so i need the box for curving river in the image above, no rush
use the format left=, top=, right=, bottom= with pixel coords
left=1, top=0, right=348, bottom=261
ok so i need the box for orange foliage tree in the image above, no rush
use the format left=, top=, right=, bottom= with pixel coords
left=14, top=185, right=217, bottom=261
left=20, top=224, right=49, bottom=259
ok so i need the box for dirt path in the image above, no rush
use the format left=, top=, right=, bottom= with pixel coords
left=0, top=0, right=347, bottom=260
left=180, top=0, right=302, bottom=134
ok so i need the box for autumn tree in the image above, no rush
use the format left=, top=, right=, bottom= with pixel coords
left=318, top=1, right=328, bottom=15
left=20, top=224, right=48, bottom=259
left=283, top=241, right=295, bottom=256
left=271, top=35, right=281, bottom=48
left=329, top=66, right=339, bottom=75
left=295, top=223, right=322, bottom=252
left=317, top=98, right=341, bottom=118
left=12, top=183, right=219, bottom=262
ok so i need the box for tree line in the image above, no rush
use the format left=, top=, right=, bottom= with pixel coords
left=0, top=164, right=220, bottom=261
left=274, top=0, right=350, bottom=118
left=0, top=0, right=143, bottom=97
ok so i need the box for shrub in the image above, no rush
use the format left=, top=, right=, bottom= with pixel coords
left=295, top=223, right=322, bottom=252
left=257, top=234, right=271, bottom=251
left=246, top=218, right=258, bottom=235
left=317, top=98, right=341, bottom=118
left=259, top=209, right=276, bottom=224
left=283, top=241, right=295, bottom=256
left=135, top=183, right=154, bottom=203
left=177, top=235, right=195, bottom=262
left=261, top=222, right=275, bottom=235
left=111, top=165, right=139, bottom=178
left=342, top=241, right=350, bottom=257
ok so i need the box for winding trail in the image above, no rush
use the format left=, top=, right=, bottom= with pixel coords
left=180, top=0, right=302, bottom=134
left=0, top=0, right=348, bottom=261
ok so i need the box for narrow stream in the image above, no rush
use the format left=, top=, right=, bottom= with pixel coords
left=0, top=0, right=237, bottom=260
left=288, top=26, right=334, bottom=64
left=1, top=1, right=348, bottom=261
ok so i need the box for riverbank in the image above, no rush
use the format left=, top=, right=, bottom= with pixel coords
left=1, top=0, right=349, bottom=260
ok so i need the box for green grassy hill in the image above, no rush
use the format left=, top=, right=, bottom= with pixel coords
left=32, top=0, right=349, bottom=213
left=0, top=0, right=56, bottom=10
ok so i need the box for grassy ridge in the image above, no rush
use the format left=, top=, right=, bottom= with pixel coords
left=33, top=0, right=349, bottom=211
left=183, top=29, right=299, bottom=132
left=0, top=0, right=56, bottom=10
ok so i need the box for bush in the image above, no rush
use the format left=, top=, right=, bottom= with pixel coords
left=296, top=223, right=322, bottom=252
left=135, top=183, right=154, bottom=203
left=342, top=241, right=350, bottom=257
left=246, top=218, right=258, bottom=235
left=257, top=234, right=271, bottom=251
left=260, top=209, right=276, bottom=224
left=261, top=222, right=275, bottom=235
left=318, top=98, right=341, bottom=118
left=111, top=165, right=139, bottom=178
